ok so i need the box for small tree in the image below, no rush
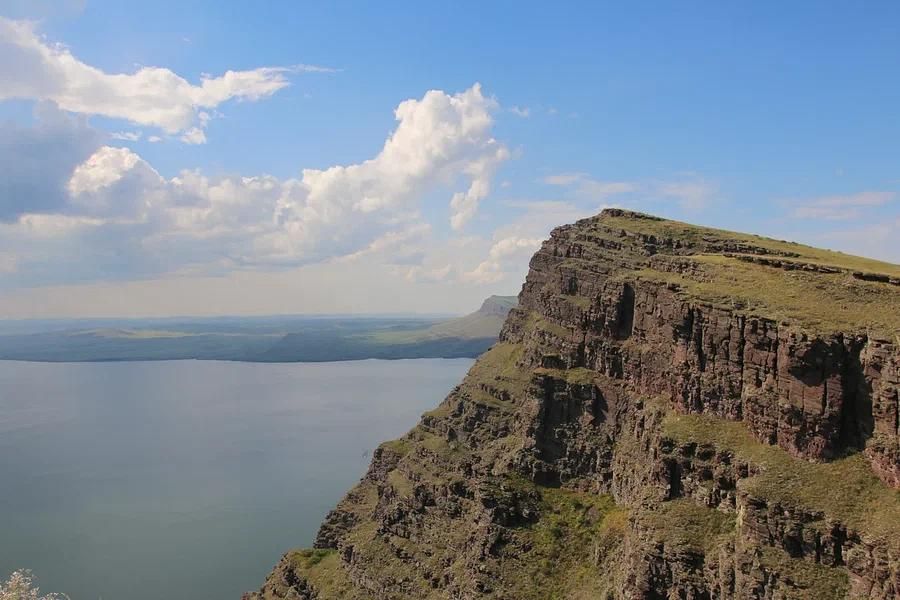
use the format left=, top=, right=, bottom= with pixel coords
left=0, top=570, right=67, bottom=600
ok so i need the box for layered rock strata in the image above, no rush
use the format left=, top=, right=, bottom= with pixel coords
left=247, top=210, right=900, bottom=599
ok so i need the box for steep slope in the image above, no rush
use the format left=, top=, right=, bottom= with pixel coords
left=246, top=210, right=899, bottom=599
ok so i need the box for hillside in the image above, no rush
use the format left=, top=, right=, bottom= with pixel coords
left=246, top=209, right=900, bottom=599
left=254, top=296, right=517, bottom=361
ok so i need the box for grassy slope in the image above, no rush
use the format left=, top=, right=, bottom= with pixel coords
left=597, top=213, right=900, bottom=337
left=601, top=213, right=900, bottom=278
left=664, top=413, right=900, bottom=547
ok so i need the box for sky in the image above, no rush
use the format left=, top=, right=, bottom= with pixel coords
left=0, top=0, right=898, bottom=318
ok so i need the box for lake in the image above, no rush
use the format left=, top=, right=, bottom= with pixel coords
left=0, top=358, right=473, bottom=599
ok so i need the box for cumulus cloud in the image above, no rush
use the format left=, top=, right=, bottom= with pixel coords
left=460, top=199, right=593, bottom=285
left=0, top=17, right=332, bottom=140
left=401, top=263, right=454, bottom=283
left=179, top=127, right=207, bottom=145
left=274, top=83, right=508, bottom=244
left=337, top=223, right=433, bottom=263
left=788, top=191, right=894, bottom=220
left=463, top=236, right=543, bottom=284
left=0, top=102, right=103, bottom=221
left=1, top=84, right=509, bottom=288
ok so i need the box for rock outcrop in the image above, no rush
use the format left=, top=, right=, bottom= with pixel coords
left=246, top=210, right=900, bottom=599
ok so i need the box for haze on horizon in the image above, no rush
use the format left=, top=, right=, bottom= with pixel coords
left=1, top=1, right=898, bottom=319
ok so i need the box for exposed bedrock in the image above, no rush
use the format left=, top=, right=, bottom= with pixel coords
left=246, top=210, right=899, bottom=600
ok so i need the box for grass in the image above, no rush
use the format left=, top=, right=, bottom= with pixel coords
left=292, top=548, right=334, bottom=568
left=557, top=293, right=592, bottom=309
left=756, top=546, right=849, bottom=600
left=454, top=342, right=532, bottom=411
left=284, top=549, right=356, bottom=598
left=663, top=413, right=900, bottom=547
left=525, top=312, right=573, bottom=339
left=380, top=438, right=413, bottom=457
left=600, top=212, right=900, bottom=278
left=635, top=254, right=900, bottom=337
left=496, top=480, right=627, bottom=600
left=641, top=499, right=735, bottom=552
left=586, top=211, right=900, bottom=338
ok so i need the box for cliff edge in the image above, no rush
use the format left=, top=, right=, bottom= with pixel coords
left=246, top=209, right=900, bottom=599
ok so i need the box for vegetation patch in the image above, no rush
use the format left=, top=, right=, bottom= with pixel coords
left=601, top=213, right=900, bottom=279
left=380, top=438, right=412, bottom=457
left=641, top=499, right=735, bottom=552
left=557, top=293, right=592, bottom=309
left=525, top=311, right=573, bottom=340
left=663, top=413, right=900, bottom=547
left=636, top=254, right=899, bottom=337
left=457, top=342, right=532, bottom=408
left=284, top=548, right=356, bottom=598
left=496, top=480, right=627, bottom=599
left=756, top=546, right=849, bottom=600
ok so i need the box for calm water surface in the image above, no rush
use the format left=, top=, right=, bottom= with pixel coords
left=0, top=358, right=472, bottom=599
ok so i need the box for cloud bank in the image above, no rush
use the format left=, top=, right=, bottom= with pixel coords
left=1, top=84, right=510, bottom=288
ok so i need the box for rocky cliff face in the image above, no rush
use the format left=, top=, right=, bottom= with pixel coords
left=246, top=210, right=900, bottom=600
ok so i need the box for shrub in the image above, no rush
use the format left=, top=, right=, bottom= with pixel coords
left=0, top=570, right=68, bottom=600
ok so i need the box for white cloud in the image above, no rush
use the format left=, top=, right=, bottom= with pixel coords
left=67, top=146, right=146, bottom=196
left=179, top=127, right=207, bottom=145
left=449, top=145, right=509, bottom=230
left=401, top=263, right=454, bottom=283
left=1, top=84, right=509, bottom=288
left=788, top=191, right=894, bottom=220
left=816, top=217, right=900, bottom=263
left=543, top=171, right=716, bottom=210
left=463, top=236, right=543, bottom=284
left=276, top=83, right=508, bottom=239
left=656, top=177, right=717, bottom=210
left=0, top=102, right=103, bottom=221
left=543, top=172, right=636, bottom=199
left=0, top=17, right=333, bottom=141
left=542, top=173, right=583, bottom=186
left=147, top=135, right=163, bottom=143
left=509, top=106, right=530, bottom=117
left=110, top=130, right=142, bottom=141
left=337, top=223, right=432, bottom=263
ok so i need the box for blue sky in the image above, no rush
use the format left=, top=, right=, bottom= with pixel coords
left=1, top=1, right=898, bottom=317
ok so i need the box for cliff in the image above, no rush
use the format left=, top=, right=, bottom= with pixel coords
left=245, top=210, right=900, bottom=599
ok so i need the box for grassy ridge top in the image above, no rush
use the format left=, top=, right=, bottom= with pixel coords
left=589, top=211, right=900, bottom=337
left=600, top=211, right=900, bottom=278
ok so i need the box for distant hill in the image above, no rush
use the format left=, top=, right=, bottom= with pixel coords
left=255, top=295, right=518, bottom=362
left=0, top=296, right=518, bottom=363
left=425, top=295, right=518, bottom=338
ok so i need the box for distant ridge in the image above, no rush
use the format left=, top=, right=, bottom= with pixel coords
left=256, top=295, right=518, bottom=362
left=0, top=296, right=518, bottom=363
